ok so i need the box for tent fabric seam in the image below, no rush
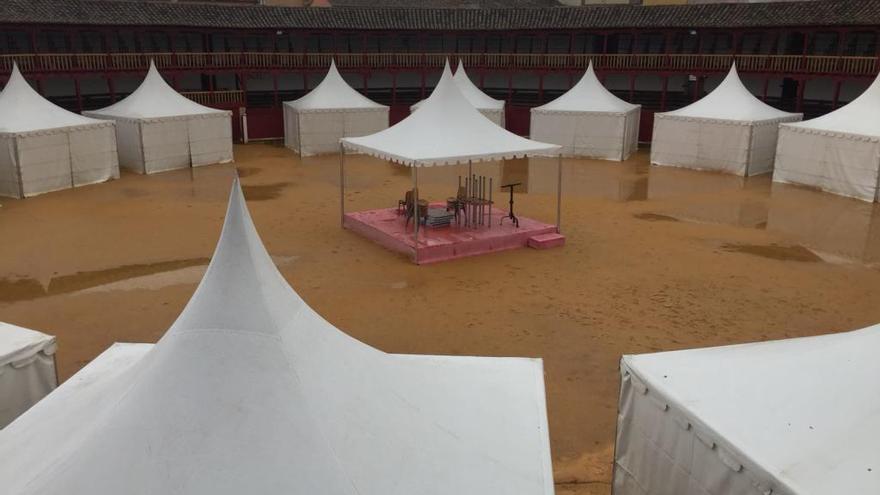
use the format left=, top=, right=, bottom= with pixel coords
left=620, top=358, right=798, bottom=495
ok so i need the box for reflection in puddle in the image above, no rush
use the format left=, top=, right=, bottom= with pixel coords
left=236, top=167, right=261, bottom=178
left=722, top=243, right=821, bottom=262
left=0, top=255, right=299, bottom=303
left=767, top=183, right=880, bottom=264
left=0, top=258, right=209, bottom=303
left=241, top=182, right=291, bottom=201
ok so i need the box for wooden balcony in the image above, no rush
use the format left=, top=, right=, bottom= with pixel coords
left=181, top=90, right=244, bottom=106
left=1, top=52, right=877, bottom=77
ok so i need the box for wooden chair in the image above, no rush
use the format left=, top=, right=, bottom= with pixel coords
left=446, top=186, right=467, bottom=224
left=404, top=189, right=428, bottom=227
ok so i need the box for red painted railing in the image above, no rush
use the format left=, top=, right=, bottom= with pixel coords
left=0, top=52, right=877, bottom=76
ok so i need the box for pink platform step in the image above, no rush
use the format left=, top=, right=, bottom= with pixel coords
left=528, top=232, right=566, bottom=250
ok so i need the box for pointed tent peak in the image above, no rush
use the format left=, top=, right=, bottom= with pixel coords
left=442, top=58, right=453, bottom=78
left=0, top=60, right=107, bottom=133
left=533, top=60, right=637, bottom=114
left=84, top=61, right=224, bottom=120
left=283, top=59, right=386, bottom=111
left=789, top=70, right=880, bottom=136
left=413, top=58, right=503, bottom=112
left=455, top=59, right=465, bottom=74
left=167, top=177, right=305, bottom=336
left=662, top=62, right=797, bottom=122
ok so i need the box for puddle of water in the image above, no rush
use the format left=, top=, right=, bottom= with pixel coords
left=236, top=167, right=261, bottom=178
left=634, top=213, right=679, bottom=222
left=0, top=258, right=209, bottom=303
left=722, top=243, right=821, bottom=262
left=241, top=182, right=291, bottom=201
left=0, top=278, right=46, bottom=303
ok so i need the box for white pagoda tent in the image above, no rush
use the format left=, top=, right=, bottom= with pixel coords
left=411, top=60, right=506, bottom=127
left=341, top=61, right=561, bottom=258
left=0, top=322, right=57, bottom=429
left=283, top=60, right=388, bottom=156
left=773, top=72, right=880, bottom=202
left=0, top=178, right=554, bottom=495
left=530, top=62, right=640, bottom=161
left=614, top=324, right=880, bottom=495
left=84, top=61, right=233, bottom=175
left=651, top=63, right=801, bottom=176
left=0, top=63, right=118, bottom=199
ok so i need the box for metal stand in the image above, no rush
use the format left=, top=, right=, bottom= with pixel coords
left=339, top=142, right=345, bottom=227
left=556, top=153, right=563, bottom=234
left=500, top=182, right=521, bottom=228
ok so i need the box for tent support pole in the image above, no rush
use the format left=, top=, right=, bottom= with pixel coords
left=556, top=153, right=562, bottom=234
left=413, top=165, right=419, bottom=264
left=339, top=142, right=345, bottom=228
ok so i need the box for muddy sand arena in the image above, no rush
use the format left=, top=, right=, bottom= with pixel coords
left=2, top=143, right=880, bottom=494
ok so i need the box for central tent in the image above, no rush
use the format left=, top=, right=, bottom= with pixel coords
left=340, top=61, right=562, bottom=262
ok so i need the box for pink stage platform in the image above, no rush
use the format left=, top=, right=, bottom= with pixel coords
left=344, top=204, right=564, bottom=264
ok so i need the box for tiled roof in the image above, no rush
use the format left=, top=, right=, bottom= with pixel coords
left=1, top=0, right=878, bottom=30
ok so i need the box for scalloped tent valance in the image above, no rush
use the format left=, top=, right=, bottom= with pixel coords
left=342, top=60, right=559, bottom=167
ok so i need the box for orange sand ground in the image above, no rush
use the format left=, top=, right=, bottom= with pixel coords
left=2, top=143, right=880, bottom=494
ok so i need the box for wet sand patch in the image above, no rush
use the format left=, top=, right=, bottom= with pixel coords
left=241, top=182, right=291, bottom=200
left=236, top=167, right=261, bottom=178
left=634, top=213, right=679, bottom=222
left=722, top=243, right=821, bottom=262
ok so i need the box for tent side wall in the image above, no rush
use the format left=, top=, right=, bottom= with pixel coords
left=651, top=115, right=752, bottom=176
left=283, top=104, right=300, bottom=152
left=530, top=110, right=629, bottom=161
left=68, top=125, right=120, bottom=186
left=0, top=135, right=22, bottom=198
left=290, top=108, right=389, bottom=156
left=16, top=132, right=75, bottom=197
left=613, top=360, right=786, bottom=495
left=745, top=115, right=803, bottom=176
left=187, top=113, right=233, bottom=167
left=0, top=350, right=57, bottom=429
left=773, top=126, right=880, bottom=202
left=480, top=108, right=505, bottom=128
left=140, top=119, right=193, bottom=174
left=622, top=107, right=641, bottom=161
left=115, top=120, right=147, bottom=174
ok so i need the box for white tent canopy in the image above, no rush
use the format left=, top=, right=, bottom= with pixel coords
left=614, top=324, right=880, bottom=495
left=651, top=63, right=802, bottom=176
left=343, top=61, right=558, bottom=166
left=0, top=322, right=57, bottom=428
left=531, top=62, right=640, bottom=160
left=0, top=63, right=118, bottom=198
left=773, top=72, right=880, bottom=201
left=411, top=60, right=506, bottom=127
left=0, top=179, right=553, bottom=495
left=85, top=61, right=233, bottom=174
left=283, top=60, right=388, bottom=156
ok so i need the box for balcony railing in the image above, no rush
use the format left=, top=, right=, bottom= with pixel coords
left=1, top=52, right=877, bottom=77
left=181, top=90, right=244, bottom=106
